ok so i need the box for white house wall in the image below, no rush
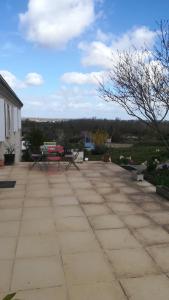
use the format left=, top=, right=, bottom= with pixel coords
left=0, top=97, right=22, bottom=162
left=0, top=99, right=5, bottom=143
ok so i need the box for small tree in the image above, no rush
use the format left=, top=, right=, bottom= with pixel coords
left=26, top=127, right=44, bottom=153
left=92, top=129, right=108, bottom=145
left=99, top=21, right=169, bottom=151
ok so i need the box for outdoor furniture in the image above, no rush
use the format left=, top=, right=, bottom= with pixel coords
left=30, top=153, right=43, bottom=169
left=65, top=150, right=80, bottom=170
left=47, top=145, right=64, bottom=168
left=43, top=142, right=56, bottom=146
left=31, top=146, right=80, bottom=171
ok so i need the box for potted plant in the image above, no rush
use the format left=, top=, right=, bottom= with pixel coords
left=102, top=149, right=112, bottom=162
left=132, top=169, right=144, bottom=181
left=4, top=144, right=15, bottom=165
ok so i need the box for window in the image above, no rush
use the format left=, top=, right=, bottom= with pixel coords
left=4, top=103, right=12, bottom=137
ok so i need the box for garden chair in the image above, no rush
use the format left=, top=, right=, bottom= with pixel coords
left=47, top=145, right=64, bottom=168
left=65, top=149, right=80, bottom=170
left=30, top=149, right=43, bottom=169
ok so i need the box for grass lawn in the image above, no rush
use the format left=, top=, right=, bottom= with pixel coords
left=111, top=145, right=169, bottom=187
left=86, top=144, right=169, bottom=187
left=110, top=144, right=167, bottom=165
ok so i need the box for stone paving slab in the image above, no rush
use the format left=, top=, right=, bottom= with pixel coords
left=68, top=282, right=126, bottom=300
left=11, top=256, right=65, bottom=290
left=121, top=274, right=169, bottom=300
left=96, top=228, right=142, bottom=249
left=16, top=235, right=60, bottom=258
left=16, top=286, right=67, bottom=300
left=82, top=203, right=111, bottom=216
left=121, top=213, right=153, bottom=228
left=89, top=214, right=124, bottom=229
left=147, top=244, right=169, bottom=272
left=58, top=231, right=100, bottom=254
left=0, top=162, right=169, bottom=299
left=134, top=226, right=169, bottom=245
left=62, top=252, right=115, bottom=285
left=0, top=221, right=20, bottom=237
left=106, top=248, right=159, bottom=277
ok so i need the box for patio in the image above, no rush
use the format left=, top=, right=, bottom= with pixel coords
left=0, top=161, right=169, bottom=299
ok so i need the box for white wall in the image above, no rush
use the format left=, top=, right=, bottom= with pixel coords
left=0, top=99, right=5, bottom=143
left=0, top=98, right=22, bottom=162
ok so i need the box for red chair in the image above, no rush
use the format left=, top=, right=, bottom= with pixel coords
left=47, top=145, right=64, bottom=168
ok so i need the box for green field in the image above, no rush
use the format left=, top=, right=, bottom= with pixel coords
left=110, top=145, right=167, bottom=164
left=87, top=144, right=169, bottom=187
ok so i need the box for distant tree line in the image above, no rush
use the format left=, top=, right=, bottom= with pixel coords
left=22, top=118, right=169, bottom=146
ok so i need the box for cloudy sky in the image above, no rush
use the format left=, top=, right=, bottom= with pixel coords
left=0, top=0, right=168, bottom=119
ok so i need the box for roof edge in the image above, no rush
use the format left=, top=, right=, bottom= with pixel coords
left=0, top=74, right=23, bottom=107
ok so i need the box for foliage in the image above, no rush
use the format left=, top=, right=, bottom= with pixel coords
left=119, top=156, right=133, bottom=165
left=5, top=144, right=15, bottom=154
left=147, top=158, right=159, bottom=172
left=91, top=145, right=108, bottom=155
left=22, top=119, right=169, bottom=146
left=110, top=145, right=168, bottom=165
left=144, top=169, right=169, bottom=188
left=25, top=127, right=44, bottom=153
left=109, top=143, right=169, bottom=187
left=2, top=293, right=16, bottom=300
left=63, top=138, right=84, bottom=151
left=92, top=129, right=108, bottom=145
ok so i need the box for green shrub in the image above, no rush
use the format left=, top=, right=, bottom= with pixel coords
left=144, top=169, right=169, bottom=187
left=147, top=158, right=158, bottom=172
left=91, top=145, right=108, bottom=155
left=2, top=293, right=16, bottom=300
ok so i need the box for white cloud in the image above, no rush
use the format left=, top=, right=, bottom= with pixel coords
left=25, top=72, right=44, bottom=86
left=79, top=26, right=157, bottom=69
left=0, top=70, right=44, bottom=89
left=79, top=41, right=113, bottom=69
left=0, top=70, right=25, bottom=89
left=61, top=71, right=105, bottom=85
left=22, top=85, right=126, bottom=119
left=96, top=29, right=111, bottom=42
left=59, top=26, right=157, bottom=87
left=19, top=0, right=96, bottom=48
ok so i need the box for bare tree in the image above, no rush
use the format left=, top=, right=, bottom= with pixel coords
left=99, top=22, right=169, bottom=150
left=155, top=20, right=169, bottom=69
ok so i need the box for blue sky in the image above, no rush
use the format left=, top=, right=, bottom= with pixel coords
left=0, top=0, right=168, bottom=119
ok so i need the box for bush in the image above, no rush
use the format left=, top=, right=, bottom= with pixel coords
left=25, top=128, right=44, bottom=153
left=144, top=169, right=169, bottom=187
left=147, top=158, right=158, bottom=172
left=2, top=293, right=16, bottom=300
left=21, top=149, right=32, bottom=162
left=91, top=145, right=108, bottom=155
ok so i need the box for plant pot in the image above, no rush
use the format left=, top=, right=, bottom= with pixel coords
left=156, top=185, right=169, bottom=200
left=102, top=154, right=111, bottom=162
left=132, top=171, right=144, bottom=181
left=4, top=154, right=15, bottom=165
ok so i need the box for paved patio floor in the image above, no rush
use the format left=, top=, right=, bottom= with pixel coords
left=0, top=161, right=169, bottom=299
